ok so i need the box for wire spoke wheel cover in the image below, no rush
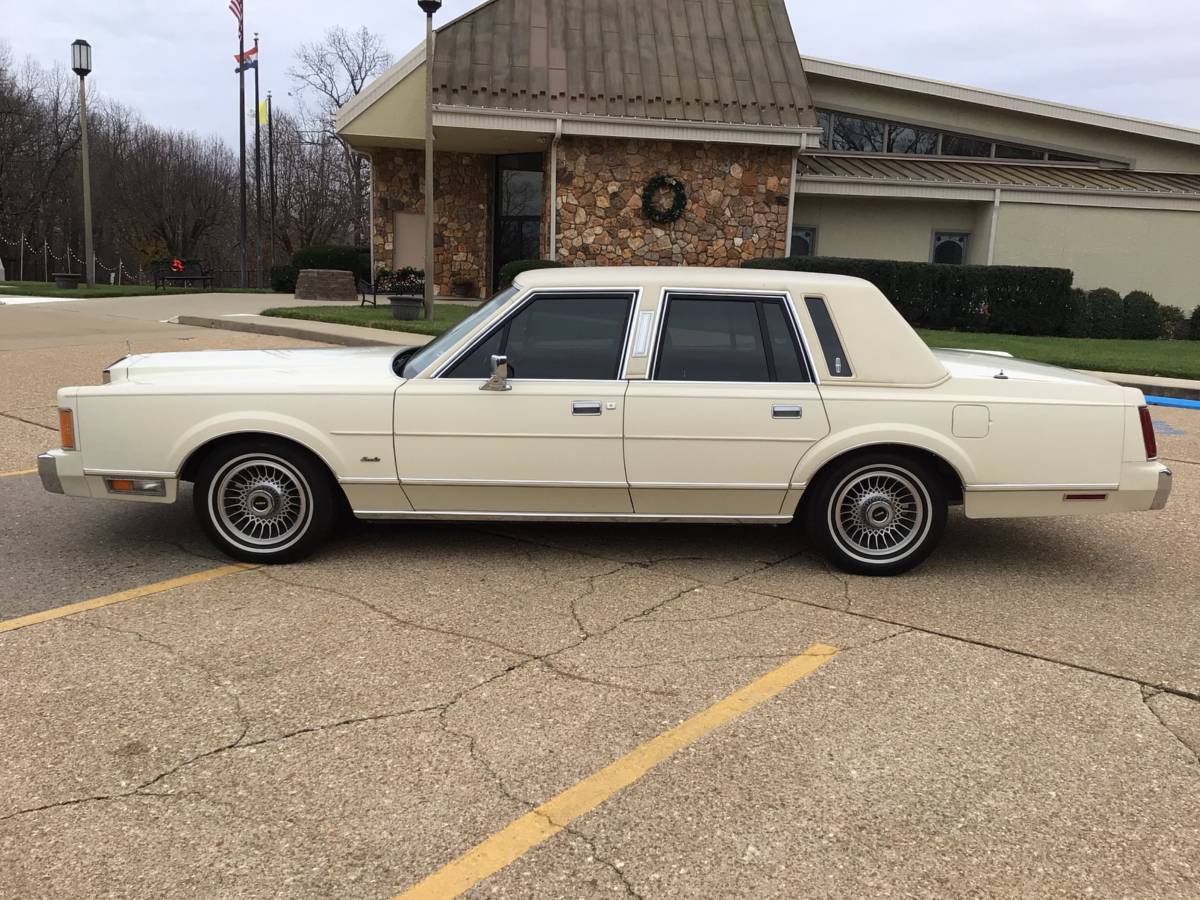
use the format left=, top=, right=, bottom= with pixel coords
left=829, top=464, right=931, bottom=563
left=210, top=453, right=313, bottom=551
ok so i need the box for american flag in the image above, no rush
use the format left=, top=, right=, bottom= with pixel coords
left=229, top=0, right=243, bottom=35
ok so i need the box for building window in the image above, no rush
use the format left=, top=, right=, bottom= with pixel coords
left=829, top=113, right=885, bottom=153
left=932, top=232, right=969, bottom=265
left=791, top=226, right=817, bottom=257
left=995, top=142, right=1043, bottom=160
left=941, top=134, right=993, bottom=158
left=887, top=124, right=938, bottom=155
left=813, top=108, right=1113, bottom=165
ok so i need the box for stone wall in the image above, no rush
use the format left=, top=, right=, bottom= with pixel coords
left=555, top=138, right=794, bottom=266
left=371, top=148, right=491, bottom=297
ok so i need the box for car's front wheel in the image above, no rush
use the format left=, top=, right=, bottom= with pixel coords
left=193, top=439, right=334, bottom=564
left=803, top=451, right=947, bottom=576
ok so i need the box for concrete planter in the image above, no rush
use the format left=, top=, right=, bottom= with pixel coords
left=294, top=268, right=356, bottom=302
left=388, top=295, right=424, bottom=320
left=53, top=273, right=83, bottom=290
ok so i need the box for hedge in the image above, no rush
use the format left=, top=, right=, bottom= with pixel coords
left=1191, top=305, right=1200, bottom=341
left=742, top=256, right=1074, bottom=336
left=270, top=264, right=298, bottom=293
left=1086, top=288, right=1123, bottom=339
left=498, top=258, right=565, bottom=289
left=1121, top=290, right=1162, bottom=340
left=292, top=244, right=368, bottom=279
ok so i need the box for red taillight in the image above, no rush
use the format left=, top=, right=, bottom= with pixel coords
left=1138, top=406, right=1157, bottom=460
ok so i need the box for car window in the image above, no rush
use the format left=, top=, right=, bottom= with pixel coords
left=654, top=295, right=810, bottom=383
left=444, top=293, right=634, bottom=380
left=402, top=286, right=517, bottom=378
left=804, top=296, right=853, bottom=377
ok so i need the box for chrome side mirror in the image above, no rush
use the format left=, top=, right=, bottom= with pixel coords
left=481, top=354, right=512, bottom=392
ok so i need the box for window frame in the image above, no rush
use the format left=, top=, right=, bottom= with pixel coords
left=647, top=289, right=817, bottom=385
left=789, top=225, right=818, bottom=258
left=433, top=288, right=640, bottom=382
left=930, top=231, right=970, bottom=265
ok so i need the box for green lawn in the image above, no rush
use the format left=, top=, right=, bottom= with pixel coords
left=257, top=304, right=1200, bottom=381
left=261, top=303, right=476, bottom=337
left=918, top=329, right=1200, bottom=381
left=0, top=280, right=271, bottom=298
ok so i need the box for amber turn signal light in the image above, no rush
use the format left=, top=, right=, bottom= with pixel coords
left=58, top=408, right=76, bottom=450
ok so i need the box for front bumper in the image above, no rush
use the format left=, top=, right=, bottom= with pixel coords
left=37, top=452, right=63, bottom=494
left=1151, top=466, right=1173, bottom=510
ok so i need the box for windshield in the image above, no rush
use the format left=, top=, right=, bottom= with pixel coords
left=401, top=287, right=519, bottom=378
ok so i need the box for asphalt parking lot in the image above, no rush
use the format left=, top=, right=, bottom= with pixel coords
left=2, top=304, right=1199, bottom=898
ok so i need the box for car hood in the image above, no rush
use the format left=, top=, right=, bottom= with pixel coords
left=109, top=346, right=405, bottom=388
left=931, top=348, right=1117, bottom=388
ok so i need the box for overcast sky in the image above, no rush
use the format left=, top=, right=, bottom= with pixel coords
left=6, top=0, right=1199, bottom=147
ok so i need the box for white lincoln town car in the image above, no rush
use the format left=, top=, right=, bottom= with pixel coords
left=38, top=267, right=1171, bottom=575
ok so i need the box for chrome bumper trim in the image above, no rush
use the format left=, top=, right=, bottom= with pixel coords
left=1151, top=467, right=1173, bottom=510
left=37, top=452, right=64, bottom=494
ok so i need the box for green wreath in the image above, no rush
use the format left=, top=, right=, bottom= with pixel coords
left=642, top=174, right=687, bottom=225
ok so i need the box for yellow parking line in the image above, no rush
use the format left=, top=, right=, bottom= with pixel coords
left=396, top=642, right=839, bottom=899
left=0, top=564, right=257, bottom=635
left=0, top=468, right=37, bottom=478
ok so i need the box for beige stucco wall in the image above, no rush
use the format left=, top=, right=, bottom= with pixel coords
left=807, top=74, right=1200, bottom=172
left=793, top=195, right=987, bottom=264
left=793, top=193, right=1200, bottom=312
left=994, top=203, right=1200, bottom=312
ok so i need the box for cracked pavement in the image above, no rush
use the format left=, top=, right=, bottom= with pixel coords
left=2, top=309, right=1199, bottom=897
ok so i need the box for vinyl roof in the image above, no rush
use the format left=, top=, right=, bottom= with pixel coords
left=799, top=153, right=1200, bottom=196
left=430, top=0, right=817, bottom=127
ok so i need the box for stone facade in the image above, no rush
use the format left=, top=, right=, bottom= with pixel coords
left=371, top=148, right=491, bottom=297
left=369, top=137, right=795, bottom=294
left=555, top=138, right=794, bottom=266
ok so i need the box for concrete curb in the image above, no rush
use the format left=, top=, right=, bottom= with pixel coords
left=174, top=315, right=402, bottom=347
left=1079, top=370, right=1200, bottom=402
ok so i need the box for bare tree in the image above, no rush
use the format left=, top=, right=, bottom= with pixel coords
left=289, top=26, right=392, bottom=247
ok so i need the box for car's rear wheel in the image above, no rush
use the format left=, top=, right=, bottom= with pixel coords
left=804, top=451, right=947, bottom=576
left=193, top=439, right=334, bottom=564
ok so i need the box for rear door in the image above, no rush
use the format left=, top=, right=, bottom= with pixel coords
left=623, top=291, right=829, bottom=517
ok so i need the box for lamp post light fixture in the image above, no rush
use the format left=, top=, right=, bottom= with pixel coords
left=418, top=0, right=441, bottom=319
left=71, top=39, right=95, bottom=287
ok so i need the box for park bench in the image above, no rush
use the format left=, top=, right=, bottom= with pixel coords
left=152, top=259, right=213, bottom=290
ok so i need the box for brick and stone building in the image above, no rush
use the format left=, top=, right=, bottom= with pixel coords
left=337, top=0, right=1200, bottom=310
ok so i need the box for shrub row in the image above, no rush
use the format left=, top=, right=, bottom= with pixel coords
left=743, top=255, right=1199, bottom=340
left=742, top=255, right=1074, bottom=336
left=498, top=258, right=565, bottom=289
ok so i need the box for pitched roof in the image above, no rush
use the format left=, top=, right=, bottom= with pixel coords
left=429, top=0, right=817, bottom=128
left=799, top=153, right=1200, bottom=197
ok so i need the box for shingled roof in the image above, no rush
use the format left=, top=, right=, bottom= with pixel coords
left=430, top=0, right=817, bottom=128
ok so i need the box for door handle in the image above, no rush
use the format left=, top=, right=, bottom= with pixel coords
left=772, top=404, right=803, bottom=419
left=572, top=401, right=603, bottom=416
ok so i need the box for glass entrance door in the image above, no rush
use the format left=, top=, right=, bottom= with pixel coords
left=493, top=153, right=544, bottom=289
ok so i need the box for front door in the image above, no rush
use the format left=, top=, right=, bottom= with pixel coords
left=624, top=292, right=830, bottom=517
left=492, top=153, right=544, bottom=290
left=394, top=291, right=636, bottom=514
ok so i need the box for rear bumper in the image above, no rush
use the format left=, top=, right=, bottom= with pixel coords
left=1151, top=466, right=1172, bottom=510
left=963, top=461, right=1172, bottom=519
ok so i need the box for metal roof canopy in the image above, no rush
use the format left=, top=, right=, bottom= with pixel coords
left=799, top=153, right=1200, bottom=197
left=430, top=0, right=817, bottom=128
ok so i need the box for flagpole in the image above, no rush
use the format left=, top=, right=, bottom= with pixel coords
left=253, top=33, right=262, bottom=289
left=237, top=11, right=248, bottom=288
left=268, top=92, right=277, bottom=270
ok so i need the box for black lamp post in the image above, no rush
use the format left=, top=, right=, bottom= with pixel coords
left=71, top=39, right=95, bottom=287
left=418, top=0, right=441, bottom=319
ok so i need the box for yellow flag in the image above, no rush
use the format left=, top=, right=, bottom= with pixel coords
left=257, top=99, right=269, bottom=125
